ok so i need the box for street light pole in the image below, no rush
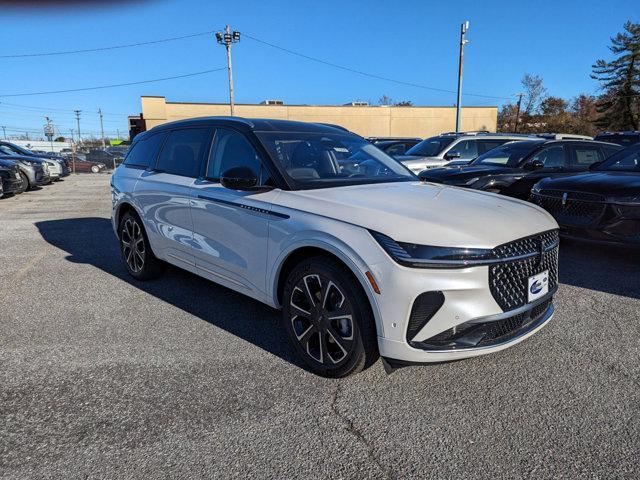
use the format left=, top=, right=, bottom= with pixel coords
left=1, top=126, right=6, bottom=139
left=216, top=25, right=241, bottom=116
left=455, top=21, right=470, bottom=133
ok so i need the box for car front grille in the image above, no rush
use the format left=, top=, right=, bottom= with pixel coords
left=489, top=230, right=559, bottom=311
left=533, top=190, right=606, bottom=227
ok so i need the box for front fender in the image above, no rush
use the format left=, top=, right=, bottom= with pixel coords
left=267, top=229, right=385, bottom=338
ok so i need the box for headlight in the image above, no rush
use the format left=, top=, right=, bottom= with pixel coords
left=43, top=163, right=49, bottom=172
left=370, top=231, right=495, bottom=268
left=532, top=184, right=542, bottom=194
left=607, top=195, right=640, bottom=205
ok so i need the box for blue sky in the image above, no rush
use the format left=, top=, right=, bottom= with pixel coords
left=1, top=0, right=636, bottom=139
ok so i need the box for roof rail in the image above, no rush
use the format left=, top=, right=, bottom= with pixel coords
left=439, top=130, right=491, bottom=136
left=535, top=133, right=593, bottom=140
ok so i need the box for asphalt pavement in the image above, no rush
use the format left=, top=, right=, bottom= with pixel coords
left=1, top=174, right=638, bottom=479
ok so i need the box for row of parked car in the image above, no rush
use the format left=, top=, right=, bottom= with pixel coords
left=0, top=141, right=126, bottom=199
left=370, top=130, right=640, bottom=246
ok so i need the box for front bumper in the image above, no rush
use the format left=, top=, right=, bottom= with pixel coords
left=370, top=230, right=559, bottom=363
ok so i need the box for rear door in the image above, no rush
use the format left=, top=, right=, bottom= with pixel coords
left=134, top=127, right=213, bottom=267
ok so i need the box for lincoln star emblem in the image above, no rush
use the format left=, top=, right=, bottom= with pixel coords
left=561, top=192, right=568, bottom=206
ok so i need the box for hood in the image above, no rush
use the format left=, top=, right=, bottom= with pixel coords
left=393, top=154, right=436, bottom=162
left=0, top=158, right=20, bottom=169
left=537, top=171, right=640, bottom=196
left=272, top=181, right=556, bottom=249
left=420, top=164, right=518, bottom=183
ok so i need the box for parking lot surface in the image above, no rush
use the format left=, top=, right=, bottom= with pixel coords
left=1, top=175, right=639, bottom=479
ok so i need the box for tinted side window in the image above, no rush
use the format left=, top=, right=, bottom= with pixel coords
left=156, top=128, right=211, bottom=177
left=531, top=145, right=566, bottom=169
left=207, top=128, right=263, bottom=180
left=477, top=139, right=509, bottom=155
left=448, top=139, right=478, bottom=159
left=573, top=145, right=603, bottom=167
left=124, top=132, right=167, bottom=167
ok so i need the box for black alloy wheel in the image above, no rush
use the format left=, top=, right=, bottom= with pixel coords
left=283, top=257, right=378, bottom=377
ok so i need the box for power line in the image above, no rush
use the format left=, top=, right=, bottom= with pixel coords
left=0, top=68, right=226, bottom=98
left=244, top=33, right=512, bottom=101
left=0, top=30, right=216, bottom=58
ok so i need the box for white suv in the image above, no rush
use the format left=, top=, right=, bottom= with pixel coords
left=394, top=132, right=535, bottom=173
left=111, top=118, right=559, bottom=377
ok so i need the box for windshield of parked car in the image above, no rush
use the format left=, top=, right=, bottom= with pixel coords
left=596, top=144, right=640, bottom=172
left=472, top=141, right=543, bottom=167
left=0, top=145, right=18, bottom=156
left=404, top=136, right=456, bottom=157
left=256, top=131, right=415, bottom=189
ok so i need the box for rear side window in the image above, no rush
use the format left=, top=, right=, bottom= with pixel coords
left=124, top=132, right=166, bottom=168
left=573, top=145, right=603, bottom=166
left=156, top=128, right=212, bottom=177
left=602, top=144, right=623, bottom=158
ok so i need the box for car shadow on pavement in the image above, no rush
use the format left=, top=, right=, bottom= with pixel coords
left=558, top=239, right=640, bottom=299
left=35, top=217, right=306, bottom=370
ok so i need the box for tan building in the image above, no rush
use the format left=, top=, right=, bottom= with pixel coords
left=134, top=96, right=497, bottom=139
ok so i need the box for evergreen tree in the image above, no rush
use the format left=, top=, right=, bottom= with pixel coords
left=592, top=22, right=640, bottom=130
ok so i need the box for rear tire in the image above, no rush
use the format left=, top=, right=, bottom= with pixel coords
left=91, top=165, right=100, bottom=173
left=282, top=256, right=379, bottom=377
left=118, top=211, right=165, bottom=280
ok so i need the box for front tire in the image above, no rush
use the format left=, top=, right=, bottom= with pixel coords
left=119, top=211, right=164, bottom=280
left=18, top=172, right=29, bottom=192
left=282, top=257, right=379, bottom=377
left=91, top=165, right=100, bottom=173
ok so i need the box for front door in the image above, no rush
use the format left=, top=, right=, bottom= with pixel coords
left=190, top=127, right=275, bottom=300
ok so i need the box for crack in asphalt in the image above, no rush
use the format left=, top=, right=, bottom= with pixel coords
left=330, top=384, right=394, bottom=480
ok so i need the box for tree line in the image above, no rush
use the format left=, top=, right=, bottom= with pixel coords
left=498, top=21, right=639, bottom=135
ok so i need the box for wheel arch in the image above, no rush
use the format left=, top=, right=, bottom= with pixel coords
left=271, top=240, right=384, bottom=337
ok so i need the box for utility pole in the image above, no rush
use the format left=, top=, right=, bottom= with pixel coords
left=513, top=93, right=524, bottom=133
left=215, top=25, right=241, bottom=116
left=98, top=108, right=106, bottom=150
left=74, top=110, right=82, bottom=144
left=45, top=116, right=54, bottom=151
left=1, top=126, right=6, bottom=139
left=455, top=21, right=470, bottom=133
left=69, top=128, right=75, bottom=143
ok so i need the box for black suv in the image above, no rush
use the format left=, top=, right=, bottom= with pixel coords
left=419, top=139, right=622, bottom=200
left=593, top=131, right=640, bottom=147
left=531, top=143, right=640, bottom=246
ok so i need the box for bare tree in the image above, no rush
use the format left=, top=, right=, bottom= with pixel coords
left=378, top=94, right=393, bottom=106
left=522, top=74, right=547, bottom=115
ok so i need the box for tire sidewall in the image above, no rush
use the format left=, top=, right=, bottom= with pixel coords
left=118, top=211, right=157, bottom=280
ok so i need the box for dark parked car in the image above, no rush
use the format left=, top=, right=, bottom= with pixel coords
left=0, top=159, right=26, bottom=197
left=531, top=143, right=640, bottom=246
left=0, top=141, right=70, bottom=176
left=419, top=139, right=622, bottom=200
left=593, top=131, right=640, bottom=147
left=86, top=149, right=123, bottom=169
left=68, top=157, right=107, bottom=173
left=368, top=138, right=422, bottom=156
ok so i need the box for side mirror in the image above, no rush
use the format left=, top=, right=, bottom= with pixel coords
left=220, top=166, right=258, bottom=191
left=589, top=161, right=603, bottom=171
left=524, top=159, right=544, bottom=171
left=444, top=151, right=461, bottom=160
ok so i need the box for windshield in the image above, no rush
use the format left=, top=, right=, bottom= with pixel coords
left=256, top=131, right=415, bottom=189
left=0, top=145, right=20, bottom=156
left=1, top=143, right=32, bottom=156
left=405, top=136, right=456, bottom=157
left=597, top=144, right=640, bottom=172
left=472, top=141, right=542, bottom=167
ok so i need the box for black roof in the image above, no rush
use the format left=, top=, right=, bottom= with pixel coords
left=149, top=116, right=351, bottom=134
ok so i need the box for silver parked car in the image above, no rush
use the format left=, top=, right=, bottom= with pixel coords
left=394, top=131, right=536, bottom=173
